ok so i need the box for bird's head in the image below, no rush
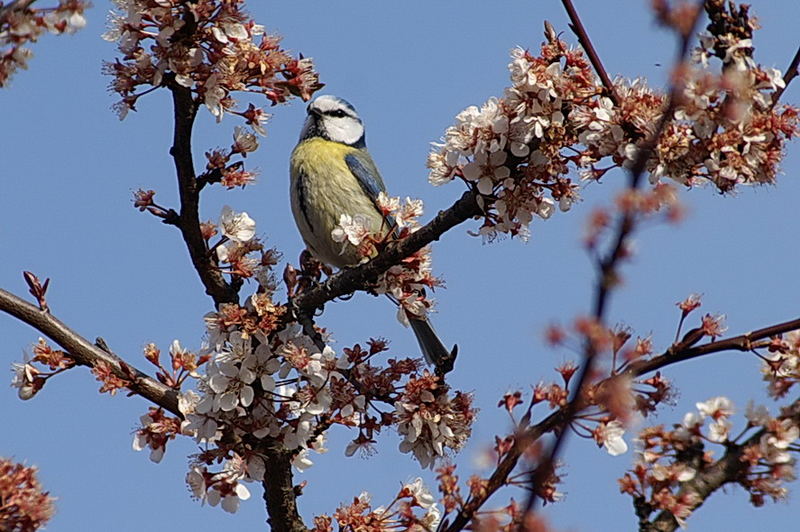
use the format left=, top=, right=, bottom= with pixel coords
left=300, top=95, right=366, bottom=147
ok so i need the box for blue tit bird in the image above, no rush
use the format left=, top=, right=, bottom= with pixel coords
left=290, top=94, right=453, bottom=366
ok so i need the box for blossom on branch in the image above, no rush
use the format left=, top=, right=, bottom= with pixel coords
left=622, top=396, right=800, bottom=524
left=594, top=419, right=629, bottom=456
left=168, top=247, right=475, bottom=511
left=0, top=0, right=88, bottom=87
left=427, top=21, right=798, bottom=242
left=395, top=372, right=475, bottom=468
left=330, top=195, right=444, bottom=322
left=0, top=458, right=55, bottom=532
left=186, top=462, right=251, bottom=514
left=132, top=407, right=182, bottom=463
left=102, top=0, right=323, bottom=124
left=760, top=330, right=800, bottom=394
left=218, top=205, right=255, bottom=243
left=314, top=479, right=442, bottom=532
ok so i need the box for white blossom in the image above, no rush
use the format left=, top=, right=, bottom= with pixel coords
left=233, top=126, right=259, bottom=154
left=599, top=420, right=629, bottom=456
left=331, top=213, right=373, bottom=247
left=219, top=205, right=256, bottom=242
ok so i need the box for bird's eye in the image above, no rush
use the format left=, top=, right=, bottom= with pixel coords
left=329, top=110, right=347, bottom=118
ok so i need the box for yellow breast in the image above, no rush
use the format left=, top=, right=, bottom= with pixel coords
left=290, top=138, right=385, bottom=268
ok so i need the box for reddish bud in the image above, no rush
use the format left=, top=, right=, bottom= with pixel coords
left=23, top=271, right=50, bottom=312
left=144, top=343, right=161, bottom=366
left=283, top=263, right=297, bottom=296
left=677, top=293, right=702, bottom=316
left=544, top=324, right=566, bottom=346
left=556, top=361, right=578, bottom=386
left=498, top=391, right=523, bottom=413
left=132, top=189, right=156, bottom=211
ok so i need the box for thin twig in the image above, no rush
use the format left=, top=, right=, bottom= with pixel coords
left=166, top=77, right=238, bottom=307
left=627, top=316, right=800, bottom=376
left=772, top=44, right=800, bottom=105
left=561, top=0, right=620, bottom=105
left=0, top=288, right=180, bottom=415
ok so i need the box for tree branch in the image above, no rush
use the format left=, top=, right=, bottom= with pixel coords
left=165, top=77, right=306, bottom=531
left=627, top=317, right=800, bottom=376
left=561, top=0, right=619, bottom=105
left=444, top=313, right=800, bottom=531
left=0, top=288, right=180, bottom=415
left=772, top=44, right=800, bottom=105
left=260, top=441, right=307, bottom=532
left=641, top=399, right=800, bottom=532
left=1, top=79, right=306, bottom=532
left=167, top=79, right=238, bottom=307
left=292, top=189, right=481, bottom=315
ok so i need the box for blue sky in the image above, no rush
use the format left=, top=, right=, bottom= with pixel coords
left=2, top=1, right=799, bottom=530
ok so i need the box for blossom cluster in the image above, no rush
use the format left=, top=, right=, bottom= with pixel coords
left=331, top=193, right=443, bottom=323
left=395, top=371, right=475, bottom=468
left=168, top=312, right=474, bottom=511
left=211, top=205, right=274, bottom=282
left=619, top=397, right=800, bottom=525
left=761, top=330, right=800, bottom=399
left=427, top=41, right=594, bottom=241
left=311, top=478, right=441, bottom=532
left=123, top=237, right=474, bottom=512
left=11, top=337, right=75, bottom=400
left=102, top=0, right=322, bottom=122
left=427, top=13, right=798, bottom=241
left=542, top=318, right=672, bottom=419
left=12, top=203, right=473, bottom=513
left=0, top=457, right=55, bottom=532
left=0, top=0, right=88, bottom=87
left=186, top=456, right=252, bottom=513
left=201, top=127, right=261, bottom=189
left=739, top=402, right=800, bottom=506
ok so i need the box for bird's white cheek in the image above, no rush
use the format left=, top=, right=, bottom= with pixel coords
left=327, top=121, right=363, bottom=145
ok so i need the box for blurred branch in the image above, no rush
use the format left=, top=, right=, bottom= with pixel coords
left=522, top=1, right=704, bottom=515
left=0, top=0, right=37, bottom=20
left=0, top=288, right=180, bottom=415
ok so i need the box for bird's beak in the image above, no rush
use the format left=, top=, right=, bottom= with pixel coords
left=307, top=106, right=322, bottom=118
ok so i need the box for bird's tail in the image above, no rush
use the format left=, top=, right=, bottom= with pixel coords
left=408, top=315, right=455, bottom=368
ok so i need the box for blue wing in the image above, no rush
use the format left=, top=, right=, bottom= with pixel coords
left=345, top=152, right=398, bottom=232
left=345, top=152, right=386, bottom=202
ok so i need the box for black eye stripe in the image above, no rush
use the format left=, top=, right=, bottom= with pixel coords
left=322, top=109, right=352, bottom=118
